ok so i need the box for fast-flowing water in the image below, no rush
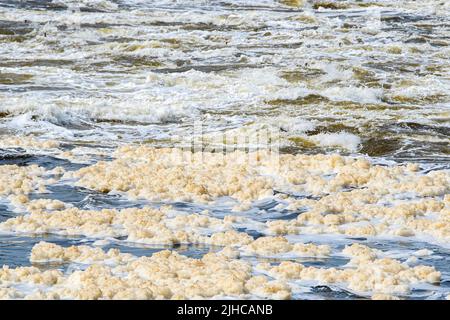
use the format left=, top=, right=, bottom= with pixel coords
left=0, top=0, right=449, bottom=300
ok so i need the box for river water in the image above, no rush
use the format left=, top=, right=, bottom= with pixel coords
left=0, top=0, right=449, bottom=300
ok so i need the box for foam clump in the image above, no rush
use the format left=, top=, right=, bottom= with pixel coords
left=0, top=144, right=448, bottom=299
left=273, top=187, right=450, bottom=242
left=0, top=164, right=49, bottom=197
left=242, top=236, right=331, bottom=257
left=257, top=244, right=441, bottom=296
left=0, top=135, right=60, bottom=149
left=57, top=145, right=450, bottom=243
left=66, top=146, right=276, bottom=203
left=0, top=206, right=254, bottom=246
left=0, top=204, right=330, bottom=259
left=67, top=145, right=449, bottom=203
left=7, top=242, right=292, bottom=300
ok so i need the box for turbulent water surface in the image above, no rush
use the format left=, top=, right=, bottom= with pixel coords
left=0, top=0, right=449, bottom=300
